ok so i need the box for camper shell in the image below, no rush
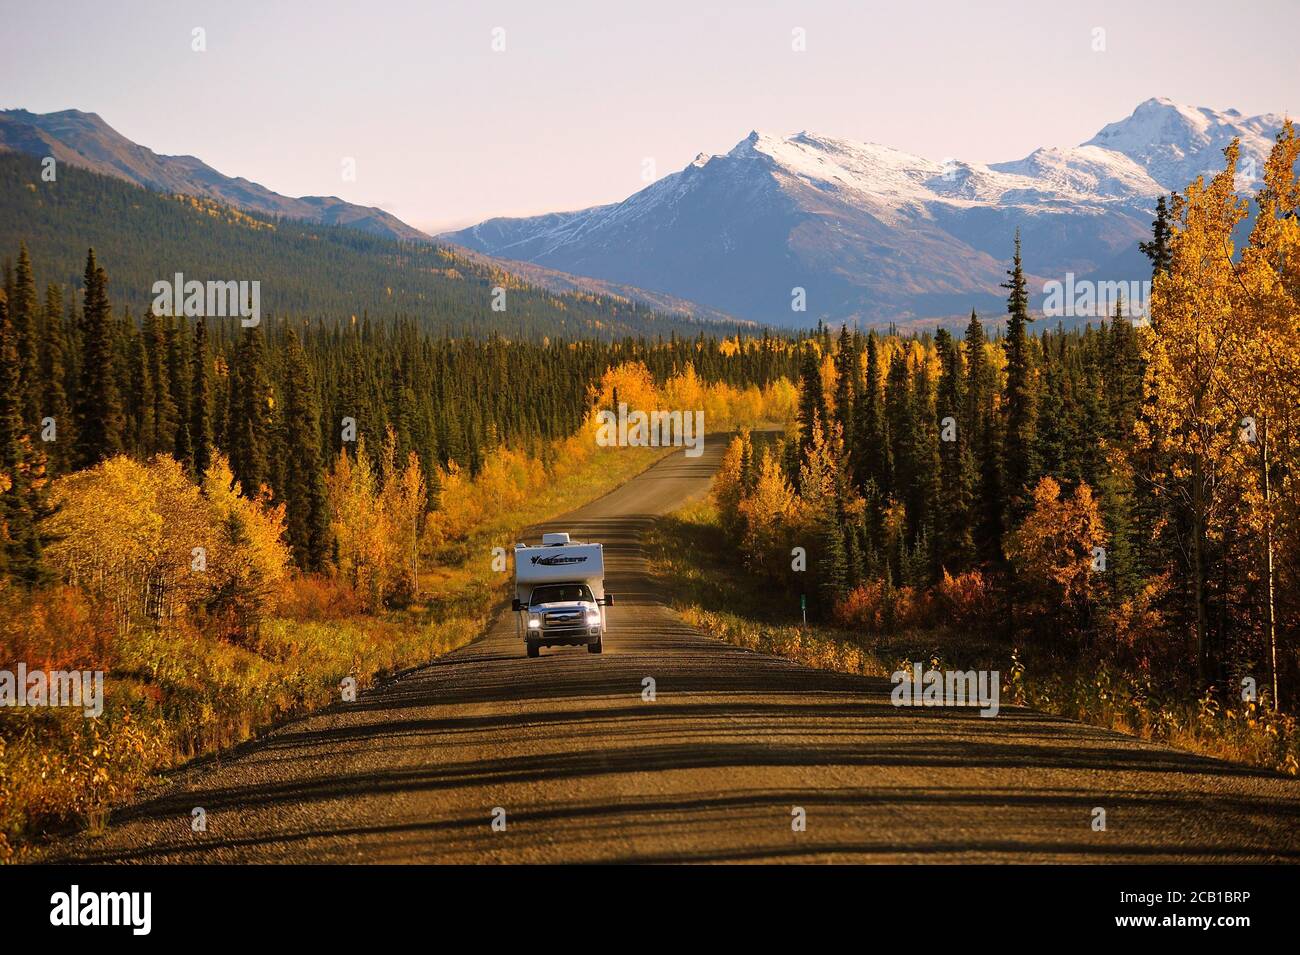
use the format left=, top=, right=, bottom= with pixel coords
left=513, top=532, right=613, bottom=657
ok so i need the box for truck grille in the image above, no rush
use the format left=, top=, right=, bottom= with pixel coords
left=544, top=611, right=584, bottom=630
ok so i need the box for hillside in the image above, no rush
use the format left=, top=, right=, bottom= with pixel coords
left=0, top=152, right=738, bottom=340
left=0, top=108, right=430, bottom=242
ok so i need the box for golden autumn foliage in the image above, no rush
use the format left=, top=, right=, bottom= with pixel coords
left=0, top=472, right=9, bottom=573
left=834, top=580, right=931, bottom=634
left=1005, top=476, right=1106, bottom=618
left=587, top=359, right=660, bottom=414
left=712, top=432, right=748, bottom=538
left=656, top=129, right=1300, bottom=775
left=200, top=453, right=292, bottom=634
left=1139, top=142, right=1251, bottom=532
left=423, top=445, right=547, bottom=548
left=41, top=453, right=290, bottom=640
left=326, top=429, right=425, bottom=611
left=738, top=448, right=799, bottom=581
left=795, top=416, right=845, bottom=522
left=0, top=584, right=109, bottom=672
left=934, top=569, right=1000, bottom=632
left=586, top=360, right=798, bottom=438
left=1141, top=123, right=1300, bottom=688
left=1, top=333, right=807, bottom=851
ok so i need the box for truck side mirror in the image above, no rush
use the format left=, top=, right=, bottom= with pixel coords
left=512, top=598, right=522, bottom=612
left=604, top=594, right=614, bottom=606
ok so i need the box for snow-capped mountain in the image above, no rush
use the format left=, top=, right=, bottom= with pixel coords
left=1084, top=97, right=1284, bottom=192
left=445, top=99, right=1288, bottom=327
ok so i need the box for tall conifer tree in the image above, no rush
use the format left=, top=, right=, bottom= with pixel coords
left=72, top=249, right=124, bottom=467
left=190, top=317, right=212, bottom=476
left=1001, top=230, right=1038, bottom=513
left=41, top=284, right=72, bottom=473
left=282, top=328, right=330, bottom=570
left=11, top=242, right=41, bottom=433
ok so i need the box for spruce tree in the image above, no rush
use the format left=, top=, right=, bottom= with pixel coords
left=936, top=328, right=974, bottom=570
left=190, top=317, right=212, bottom=476
left=964, top=312, right=1002, bottom=563
left=0, top=292, right=22, bottom=470
left=1105, top=301, right=1144, bottom=442
left=884, top=349, right=913, bottom=513
left=1139, top=195, right=1174, bottom=278
left=229, top=323, right=273, bottom=496
left=1001, top=230, right=1038, bottom=511
left=909, top=359, right=941, bottom=572
left=72, top=249, right=124, bottom=467
left=282, top=328, right=330, bottom=570
left=796, top=342, right=828, bottom=475
left=167, top=315, right=192, bottom=465
left=1035, top=348, right=1072, bottom=481
left=126, top=328, right=153, bottom=455
left=11, top=243, right=41, bottom=433
left=853, top=331, right=890, bottom=497
left=142, top=308, right=176, bottom=456
left=832, top=325, right=856, bottom=462
left=0, top=290, right=50, bottom=585
left=40, top=284, right=72, bottom=473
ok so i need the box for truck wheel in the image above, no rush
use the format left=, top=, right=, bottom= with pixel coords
left=588, top=637, right=603, bottom=654
left=526, top=642, right=540, bottom=658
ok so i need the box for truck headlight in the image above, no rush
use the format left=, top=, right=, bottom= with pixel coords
left=527, top=616, right=541, bottom=629
left=585, top=611, right=600, bottom=626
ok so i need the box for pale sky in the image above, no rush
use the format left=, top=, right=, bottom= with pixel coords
left=3, top=0, right=1297, bottom=234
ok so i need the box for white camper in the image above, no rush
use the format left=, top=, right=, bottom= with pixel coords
left=513, top=532, right=613, bottom=657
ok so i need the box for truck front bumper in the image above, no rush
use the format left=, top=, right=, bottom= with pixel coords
left=529, top=626, right=602, bottom=647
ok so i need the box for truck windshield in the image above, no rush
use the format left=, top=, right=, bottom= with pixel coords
left=530, top=584, right=594, bottom=604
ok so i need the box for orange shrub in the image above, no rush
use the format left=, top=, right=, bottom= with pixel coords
left=0, top=584, right=112, bottom=671
left=934, top=569, right=998, bottom=632
left=1101, top=573, right=1179, bottom=674
left=834, top=580, right=931, bottom=633
left=274, top=574, right=364, bottom=622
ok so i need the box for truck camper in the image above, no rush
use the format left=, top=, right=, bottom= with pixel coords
left=512, top=532, right=613, bottom=657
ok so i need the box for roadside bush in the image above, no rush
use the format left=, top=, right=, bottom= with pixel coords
left=273, top=575, right=364, bottom=622
left=934, top=569, right=998, bottom=634
left=0, top=584, right=112, bottom=671
left=834, top=580, right=931, bottom=633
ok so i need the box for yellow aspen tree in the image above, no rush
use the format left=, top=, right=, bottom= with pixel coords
left=379, top=427, right=426, bottom=604
left=1235, top=121, right=1300, bottom=704
left=712, top=434, right=747, bottom=537
left=201, top=452, right=291, bottom=632
left=738, top=447, right=798, bottom=581
left=1139, top=140, right=1253, bottom=684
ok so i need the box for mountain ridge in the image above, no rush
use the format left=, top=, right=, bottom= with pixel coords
left=444, top=98, right=1289, bottom=327
left=0, top=107, right=739, bottom=326
left=0, top=150, right=744, bottom=341
left=0, top=107, right=431, bottom=242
